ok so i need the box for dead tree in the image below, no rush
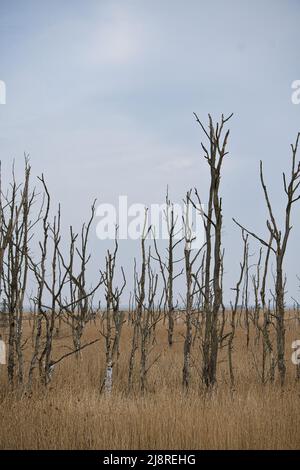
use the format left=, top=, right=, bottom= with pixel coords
left=38, top=206, right=63, bottom=385
left=182, top=192, right=202, bottom=390
left=28, top=174, right=50, bottom=389
left=252, top=248, right=263, bottom=342
left=152, top=191, right=183, bottom=346
left=63, top=201, right=102, bottom=355
left=228, top=230, right=248, bottom=388
left=139, top=248, right=161, bottom=393
left=0, top=160, right=32, bottom=387
left=193, top=112, right=233, bottom=388
left=241, top=242, right=250, bottom=347
left=259, top=234, right=275, bottom=383
left=128, top=212, right=150, bottom=392
left=233, top=132, right=300, bottom=386
left=100, top=230, right=126, bottom=394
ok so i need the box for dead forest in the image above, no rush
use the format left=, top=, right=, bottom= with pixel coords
left=1, top=113, right=300, bottom=400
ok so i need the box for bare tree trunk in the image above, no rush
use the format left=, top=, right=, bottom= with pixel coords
left=228, top=230, right=248, bottom=388
left=128, top=214, right=150, bottom=392
left=193, top=112, right=233, bottom=388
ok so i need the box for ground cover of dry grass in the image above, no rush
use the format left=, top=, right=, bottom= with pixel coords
left=0, top=315, right=299, bottom=449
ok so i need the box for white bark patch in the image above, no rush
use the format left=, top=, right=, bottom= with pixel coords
left=104, top=362, right=113, bottom=394
left=0, top=340, right=6, bottom=365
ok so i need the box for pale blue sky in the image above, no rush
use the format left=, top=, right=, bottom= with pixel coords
left=1, top=0, right=300, bottom=303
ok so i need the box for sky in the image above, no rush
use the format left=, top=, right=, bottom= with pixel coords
left=0, top=0, right=300, bottom=305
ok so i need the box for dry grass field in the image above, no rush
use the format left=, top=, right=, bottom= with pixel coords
left=0, top=315, right=300, bottom=450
